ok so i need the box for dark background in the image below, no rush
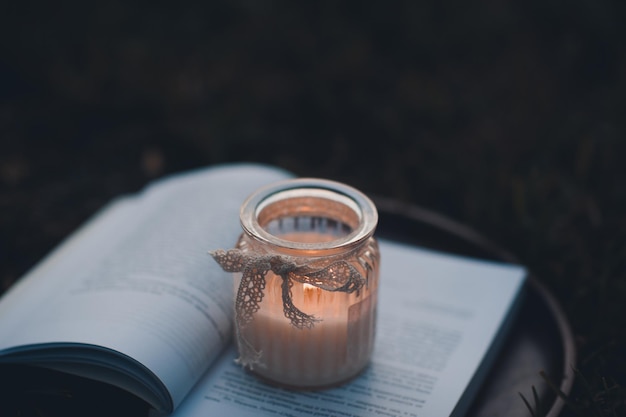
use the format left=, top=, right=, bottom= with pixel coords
left=1, top=1, right=624, bottom=416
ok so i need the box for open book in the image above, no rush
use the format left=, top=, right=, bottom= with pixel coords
left=0, top=163, right=526, bottom=416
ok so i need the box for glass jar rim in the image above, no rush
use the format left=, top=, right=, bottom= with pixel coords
left=239, top=178, right=378, bottom=256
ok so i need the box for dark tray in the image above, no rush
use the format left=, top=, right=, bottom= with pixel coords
left=373, top=196, right=576, bottom=417
left=0, top=198, right=576, bottom=417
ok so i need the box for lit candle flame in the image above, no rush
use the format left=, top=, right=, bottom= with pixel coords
left=303, top=283, right=321, bottom=303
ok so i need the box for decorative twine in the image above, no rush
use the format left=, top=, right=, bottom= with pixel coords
left=209, top=248, right=365, bottom=368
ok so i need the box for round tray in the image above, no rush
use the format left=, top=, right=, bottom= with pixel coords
left=0, top=198, right=576, bottom=416
left=373, top=196, right=576, bottom=417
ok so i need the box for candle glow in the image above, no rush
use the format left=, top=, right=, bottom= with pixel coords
left=220, top=178, right=380, bottom=388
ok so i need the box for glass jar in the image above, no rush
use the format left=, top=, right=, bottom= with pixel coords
left=214, top=178, right=380, bottom=389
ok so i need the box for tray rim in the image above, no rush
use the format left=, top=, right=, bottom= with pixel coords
left=371, top=195, right=577, bottom=417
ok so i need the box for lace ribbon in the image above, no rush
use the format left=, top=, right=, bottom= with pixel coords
left=209, top=248, right=366, bottom=368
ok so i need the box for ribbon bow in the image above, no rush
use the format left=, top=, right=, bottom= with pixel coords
left=209, top=248, right=365, bottom=330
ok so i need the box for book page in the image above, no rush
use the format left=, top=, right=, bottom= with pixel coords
left=171, top=239, right=526, bottom=417
left=0, top=163, right=292, bottom=412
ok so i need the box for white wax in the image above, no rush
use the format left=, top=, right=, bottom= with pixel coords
left=238, top=275, right=376, bottom=388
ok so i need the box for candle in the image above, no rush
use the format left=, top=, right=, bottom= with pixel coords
left=211, top=178, right=380, bottom=388
left=237, top=251, right=378, bottom=388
